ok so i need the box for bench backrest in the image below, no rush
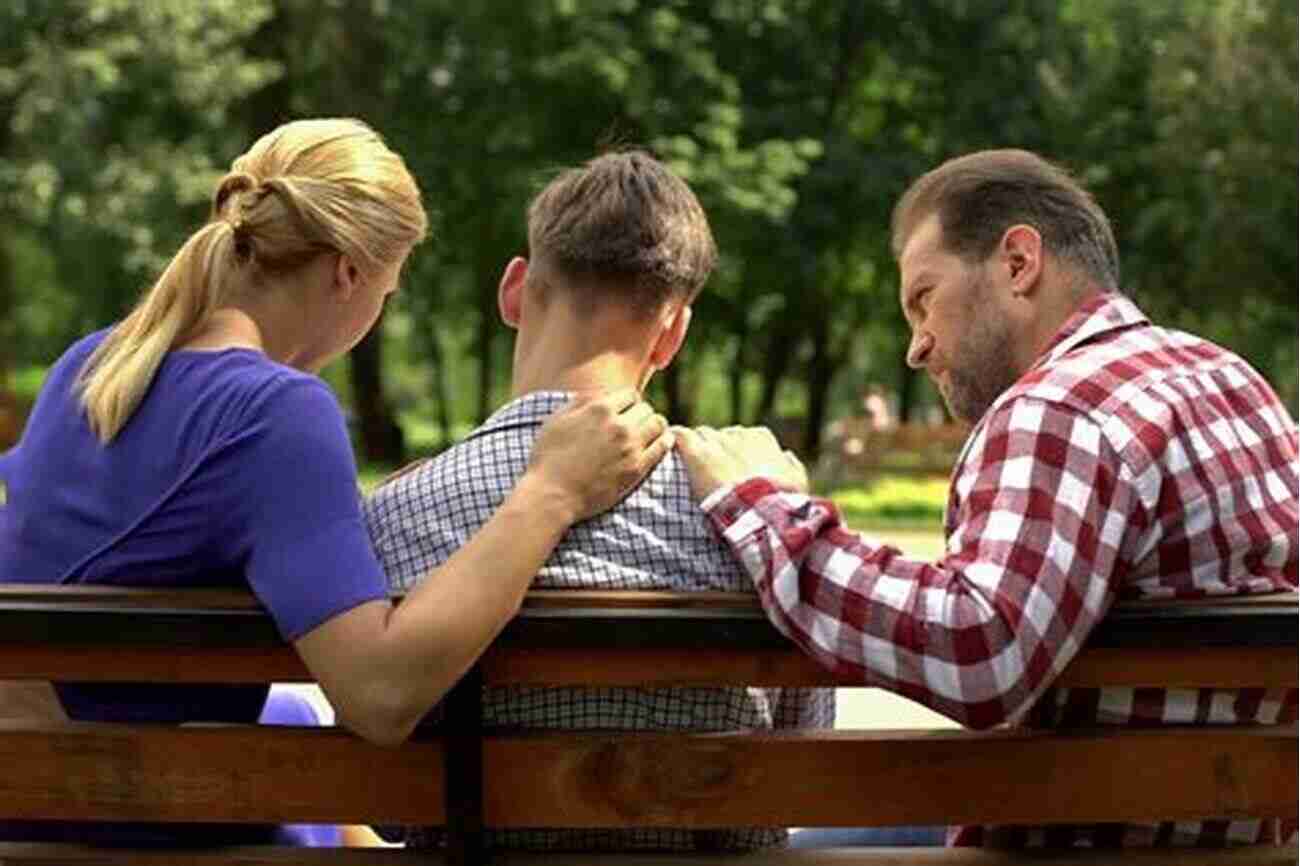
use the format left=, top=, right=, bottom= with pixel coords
left=0, top=586, right=1293, bottom=858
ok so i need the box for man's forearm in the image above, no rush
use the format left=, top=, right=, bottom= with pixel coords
left=703, top=478, right=1110, bottom=729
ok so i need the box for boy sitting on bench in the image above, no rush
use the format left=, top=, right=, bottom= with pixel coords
left=364, top=150, right=833, bottom=853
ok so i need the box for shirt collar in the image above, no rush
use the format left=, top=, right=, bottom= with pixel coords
left=1029, top=291, right=1149, bottom=374
left=465, top=390, right=573, bottom=441
left=951, top=292, right=1149, bottom=469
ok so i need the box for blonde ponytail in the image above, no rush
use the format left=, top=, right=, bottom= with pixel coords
left=77, top=118, right=426, bottom=443
left=77, top=221, right=240, bottom=442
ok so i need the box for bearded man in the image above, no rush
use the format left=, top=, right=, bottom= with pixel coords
left=676, top=148, right=1298, bottom=849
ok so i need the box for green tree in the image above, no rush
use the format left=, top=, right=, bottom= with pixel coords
left=0, top=0, right=277, bottom=360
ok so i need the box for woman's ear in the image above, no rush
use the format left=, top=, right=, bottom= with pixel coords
left=497, top=256, right=529, bottom=329
left=334, top=253, right=361, bottom=302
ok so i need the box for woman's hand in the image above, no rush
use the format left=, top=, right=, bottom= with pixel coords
left=673, top=425, right=809, bottom=502
left=299, top=388, right=673, bottom=746
left=525, top=388, right=674, bottom=522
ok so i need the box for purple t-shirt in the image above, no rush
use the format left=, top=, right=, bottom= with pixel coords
left=0, top=330, right=387, bottom=723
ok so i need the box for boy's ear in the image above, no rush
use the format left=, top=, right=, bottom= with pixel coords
left=497, top=256, right=529, bottom=328
left=648, top=304, right=693, bottom=371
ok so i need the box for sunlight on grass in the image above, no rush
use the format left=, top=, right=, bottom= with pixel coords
left=827, top=477, right=948, bottom=527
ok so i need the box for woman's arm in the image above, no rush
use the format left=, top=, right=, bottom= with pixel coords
left=294, top=389, right=671, bottom=745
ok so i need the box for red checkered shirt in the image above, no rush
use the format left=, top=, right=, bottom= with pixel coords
left=702, top=293, right=1298, bottom=847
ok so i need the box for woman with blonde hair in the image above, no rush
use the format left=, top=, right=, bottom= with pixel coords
left=0, top=118, right=672, bottom=845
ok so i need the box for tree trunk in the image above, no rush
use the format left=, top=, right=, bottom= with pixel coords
left=752, top=320, right=799, bottom=424
left=802, top=321, right=837, bottom=462
left=331, top=7, right=404, bottom=462
left=475, top=277, right=496, bottom=425
left=411, top=304, right=453, bottom=451
left=661, top=362, right=689, bottom=426
left=426, top=325, right=452, bottom=450
left=349, top=323, right=405, bottom=465
left=239, top=7, right=293, bottom=136
left=728, top=328, right=747, bottom=424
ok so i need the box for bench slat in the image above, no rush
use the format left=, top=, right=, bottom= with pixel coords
left=480, top=726, right=1296, bottom=829
left=0, top=642, right=1292, bottom=690
left=476, top=644, right=1298, bottom=689
left=0, top=845, right=1290, bottom=865
left=0, top=847, right=431, bottom=866
left=0, top=588, right=1292, bottom=688
left=0, top=722, right=1291, bottom=828
left=0, top=586, right=1292, bottom=650
left=0, top=721, right=444, bottom=824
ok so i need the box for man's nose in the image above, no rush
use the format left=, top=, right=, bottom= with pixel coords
left=906, top=332, right=933, bottom=370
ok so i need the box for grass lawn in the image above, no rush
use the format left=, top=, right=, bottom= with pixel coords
left=854, top=525, right=946, bottom=560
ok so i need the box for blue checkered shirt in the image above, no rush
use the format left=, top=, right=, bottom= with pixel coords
left=363, top=391, right=834, bottom=851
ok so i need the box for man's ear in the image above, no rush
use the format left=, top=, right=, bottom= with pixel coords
left=999, top=224, right=1043, bottom=298
left=334, top=253, right=361, bottom=301
left=497, top=256, right=529, bottom=329
left=648, top=304, right=693, bottom=372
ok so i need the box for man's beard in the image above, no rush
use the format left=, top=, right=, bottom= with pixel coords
left=942, top=273, right=1020, bottom=425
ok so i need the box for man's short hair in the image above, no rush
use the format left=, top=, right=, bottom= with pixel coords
left=527, top=150, right=717, bottom=313
left=891, top=149, right=1120, bottom=291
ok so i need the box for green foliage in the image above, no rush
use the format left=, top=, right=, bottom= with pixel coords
left=0, top=0, right=279, bottom=354
left=10, top=367, right=48, bottom=403
left=2, top=0, right=1295, bottom=453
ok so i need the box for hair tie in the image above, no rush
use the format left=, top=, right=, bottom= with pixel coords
left=227, top=212, right=254, bottom=261
left=214, top=171, right=258, bottom=217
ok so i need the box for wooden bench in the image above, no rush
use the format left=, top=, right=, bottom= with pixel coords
left=0, top=584, right=1292, bottom=865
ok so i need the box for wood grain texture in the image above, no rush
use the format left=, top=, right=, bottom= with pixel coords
left=0, top=721, right=444, bottom=823
left=1, top=722, right=1289, bottom=829
left=478, top=726, right=1297, bottom=829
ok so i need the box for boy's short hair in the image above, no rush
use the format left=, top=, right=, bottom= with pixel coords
left=527, top=150, right=716, bottom=313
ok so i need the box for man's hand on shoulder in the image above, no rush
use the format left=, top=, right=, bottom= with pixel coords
left=672, top=425, right=809, bottom=503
